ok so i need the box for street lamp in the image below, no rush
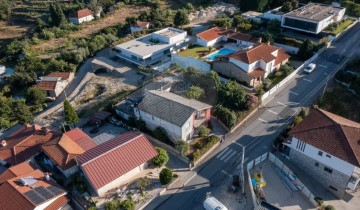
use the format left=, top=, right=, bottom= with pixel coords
left=321, top=73, right=330, bottom=101
left=239, top=144, right=246, bottom=195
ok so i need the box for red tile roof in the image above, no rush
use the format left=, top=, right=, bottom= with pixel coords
left=38, top=81, right=57, bottom=90
left=42, top=128, right=96, bottom=170
left=289, top=108, right=360, bottom=166
left=77, top=131, right=158, bottom=190
left=0, top=125, right=60, bottom=166
left=71, top=8, right=93, bottom=19
left=274, top=49, right=290, bottom=66
left=44, top=195, right=69, bottom=210
left=229, top=43, right=290, bottom=64
left=134, top=20, right=150, bottom=28
left=227, top=32, right=260, bottom=43
left=248, top=68, right=266, bottom=78
left=0, top=162, right=36, bottom=185
left=196, top=27, right=233, bottom=42
left=0, top=163, right=67, bottom=209
left=47, top=72, right=72, bottom=80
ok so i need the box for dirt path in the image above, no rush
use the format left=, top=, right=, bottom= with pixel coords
left=32, top=5, right=150, bottom=52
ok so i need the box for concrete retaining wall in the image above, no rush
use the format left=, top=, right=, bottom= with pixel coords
left=274, top=43, right=299, bottom=54
left=171, top=54, right=210, bottom=72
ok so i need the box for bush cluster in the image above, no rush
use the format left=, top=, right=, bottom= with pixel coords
left=192, top=135, right=220, bottom=161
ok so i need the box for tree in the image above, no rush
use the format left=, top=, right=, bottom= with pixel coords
left=185, top=3, right=194, bottom=12
left=218, top=81, right=248, bottom=110
left=26, top=86, right=46, bottom=107
left=159, top=168, right=173, bottom=185
left=49, top=3, right=66, bottom=27
left=186, top=86, right=205, bottom=99
left=175, top=141, right=189, bottom=156
left=281, top=1, right=293, bottom=13
left=0, top=0, right=12, bottom=20
left=213, top=105, right=237, bottom=128
left=280, top=64, right=293, bottom=76
left=13, top=100, right=34, bottom=124
left=174, top=9, right=189, bottom=29
left=298, top=39, right=314, bottom=60
left=104, top=201, right=119, bottom=210
left=152, top=147, right=169, bottom=167
left=63, top=99, right=79, bottom=126
left=136, top=177, right=150, bottom=195
left=213, top=14, right=231, bottom=28
left=198, top=125, right=211, bottom=137
left=119, top=200, right=135, bottom=210
left=261, top=32, right=274, bottom=44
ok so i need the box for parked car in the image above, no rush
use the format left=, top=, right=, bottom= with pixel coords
left=304, top=63, right=316, bottom=73
left=203, top=196, right=228, bottom=210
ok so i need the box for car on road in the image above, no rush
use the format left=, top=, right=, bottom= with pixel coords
left=203, top=196, right=228, bottom=210
left=304, top=63, right=316, bottom=73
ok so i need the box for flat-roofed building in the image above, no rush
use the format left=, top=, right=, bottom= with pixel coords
left=281, top=3, right=346, bottom=34
left=114, top=27, right=188, bottom=67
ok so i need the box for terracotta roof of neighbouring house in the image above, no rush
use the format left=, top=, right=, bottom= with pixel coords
left=227, top=32, right=260, bottom=43
left=0, top=125, right=60, bottom=166
left=70, top=8, right=93, bottom=19
left=47, top=72, right=72, bottom=80
left=136, top=90, right=212, bottom=127
left=0, top=163, right=67, bottom=210
left=196, top=26, right=233, bottom=42
left=38, top=81, right=58, bottom=90
left=248, top=68, right=266, bottom=78
left=42, top=128, right=96, bottom=170
left=76, top=131, right=158, bottom=190
left=0, top=162, right=36, bottom=185
left=44, top=195, right=69, bottom=210
left=133, top=20, right=150, bottom=28
left=289, top=108, right=360, bottom=167
left=274, top=49, right=290, bottom=65
left=228, top=43, right=289, bottom=64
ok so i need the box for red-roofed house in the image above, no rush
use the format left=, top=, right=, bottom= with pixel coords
left=0, top=162, right=36, bottom=185
left=284, top=108, right=360, bottom=198
left=0, top=124, right=60, bottom=166
left=213, top=43, right=290, bottom=87
left=42, top=128, right=96, bottom=177
left=38, top=72, right=74, bottom=98
left=76, top=131, right=158, bottom=196
left=196, top=26, right=233, bottom=47
left=0, top=162, right=69, bottom=210
left=131, top=20, right=150, bottom=33
left=69, top=8, right=102, bottom=25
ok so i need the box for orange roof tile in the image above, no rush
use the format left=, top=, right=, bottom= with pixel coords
left=38, top=81, right=57, bottom=90
left=44, top=195, right=69, bottom=210
left=248, top=68, right=266, bottom=78
left=196, top=27, right=233, bottom=42
left=71, top=8, right=93, bottom=19
left=274, top=49, right=290, bottom=65
left=134, top=20, right=150, bottom=28
left=0, top=125, right=60, bottom=166
left=47, top=72, right=71, bottom=79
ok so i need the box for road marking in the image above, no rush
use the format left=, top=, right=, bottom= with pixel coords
left=258, top=118, right=267, bottom=123
left=289, top=91, right=298, bottom=95
left=303, top=78, right=313, bottom=83
left=220, top=149, right=233, bottom=160
left=319, top=64, right=328, bottom=68
left=221, top=170, right=232, bottom=178
left=224, top=151, right=237, bottom=163
left=216, top=147, right=229, bottom=158
left=232, top=141, right=244, bottom=148
left=267, top=109, right=278, bottom=115
left=277, top=102, right=287, bottom=106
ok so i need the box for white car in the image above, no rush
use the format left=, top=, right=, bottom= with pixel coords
left=304, top=63, right=316, bottom=73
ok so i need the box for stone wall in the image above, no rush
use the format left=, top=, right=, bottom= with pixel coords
left=289, top=148, right=350, bottom=198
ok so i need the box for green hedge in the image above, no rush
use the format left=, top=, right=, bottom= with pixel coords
left=192, top=135, right=220, bottom=161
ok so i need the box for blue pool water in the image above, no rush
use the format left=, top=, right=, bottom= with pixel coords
left=206, top=48, right=236, bottom=61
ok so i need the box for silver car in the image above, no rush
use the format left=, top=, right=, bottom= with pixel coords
left=304, top=63, right=316, bottom=73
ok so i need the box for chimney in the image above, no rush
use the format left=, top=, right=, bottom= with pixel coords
left=257, top=37, right=262, bottom=43
left=1, top=140, right=7, bottom=147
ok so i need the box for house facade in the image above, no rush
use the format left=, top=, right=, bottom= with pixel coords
left=76, top=131, right=158, bottom=196
left=283, top=108, right=360, bottom=198
left=69, top=8, right=101, bottom=25
left=213, top=43, right=289, bottom=87
left=196, top=27, right=233, bottom=47
left=114, top=27, right=188, bottom=67
left=134, top=90, right=212, bottom=142
left=130, top=20, right=150, bottom=33
left=38, top=72, right=74, bottom=97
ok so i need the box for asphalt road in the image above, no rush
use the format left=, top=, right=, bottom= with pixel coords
left=146, top=22, right=360, bottom=210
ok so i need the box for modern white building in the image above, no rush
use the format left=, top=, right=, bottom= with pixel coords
left=134, top=90, right=212, bottom=142
left=284, top=108, right=360, bottom=198
left=241, top=11, right=263, bottom=23
left=281, top=3, right=346, bottom=34
left=114, top=27, right=188, bottom=67
left=69, top=8, right=101, bottom=25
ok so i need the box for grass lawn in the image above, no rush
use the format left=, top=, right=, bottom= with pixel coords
left=325, top=19, right=354, bottom=36
left=178, top=46, right=210, bottom=58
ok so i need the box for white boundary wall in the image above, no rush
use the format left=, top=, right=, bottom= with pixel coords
left=171, top=54, right=211, bottom=73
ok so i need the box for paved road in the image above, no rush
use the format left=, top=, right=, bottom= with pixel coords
left=145, top=23, right=360, bottom=210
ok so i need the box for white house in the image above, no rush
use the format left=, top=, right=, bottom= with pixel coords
left=283, top=108, right=360, bottom=198
left=76, top=131, right=158, bottom=196
left=69, top=8, right=101, bottom=25
left=134, top=90, right=212, bottom=142
left=281, top=3, right=346, bottom=34
left=213, top=43, right=290, bottom=87
left=114, top=27, right=188, bottom=67
left=130, top=20, right=150, bottom=33
left=37, top=72, right=74, bottom=98
left=241, top=11, right=263, bottom=23
left=196, top=26, right=233, bottom=47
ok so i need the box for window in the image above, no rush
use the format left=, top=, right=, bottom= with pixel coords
left=318, top=151, right=323, bottom=156
left=324, top=167, right=333, bottom=174
left=326, top=154, right=331, bottom=158
left=315, top=162, right=319, bottom=167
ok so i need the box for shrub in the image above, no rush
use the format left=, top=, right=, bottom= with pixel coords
left=105, top=201, right=119, bottom=210
left=213, top=105, right=237, bottom=128
left=198, top=125, right=211, bottom=137
left=280, top=64, right=294, bottom=76
left=136, top=177, right=150, bottom=195
left=325, top=205, right=336, bottom=210
left=186, top=86, right=205, bottom=99
left=152, top=147, right=169, bottom=167
left=294, top=115, right=303, bottom=125
left=175, top=141, right=189, bottom=156
left=314, top=196, right=324, bottom=207
left=192, top=135, right=220, bottom=161
left=299, top=107, right=309, bottom=118
left=119, top=200, right=135, bottom=210
left=159, top=168, right=173, bottom=185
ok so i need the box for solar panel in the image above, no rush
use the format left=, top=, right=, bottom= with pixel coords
left=24, top=190, right=46, bottom=205
left=47, top=185, right=63, bottom=196
left=34, top=186, right=54, bottom=200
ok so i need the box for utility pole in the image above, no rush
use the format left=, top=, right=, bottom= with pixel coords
left=321, top=73, right=329, bottom=101
left=240, top=144, right=246, bottom=195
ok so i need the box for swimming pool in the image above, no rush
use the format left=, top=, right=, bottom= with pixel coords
left=206, top=48, right=236, bottom=61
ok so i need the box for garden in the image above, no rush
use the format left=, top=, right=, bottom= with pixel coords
left=324, top=19, right=355, bottom=36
